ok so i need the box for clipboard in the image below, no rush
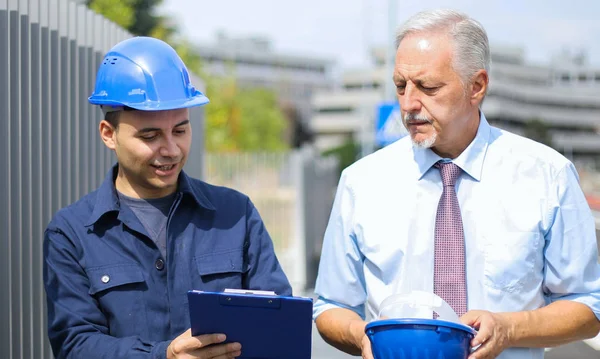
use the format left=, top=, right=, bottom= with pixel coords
left=187, top=289, right=313, bottom=359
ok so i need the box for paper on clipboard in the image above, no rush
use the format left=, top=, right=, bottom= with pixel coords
left=187, top=289, right=313, bottom=358
left=223, top=288, right=276, bottom=296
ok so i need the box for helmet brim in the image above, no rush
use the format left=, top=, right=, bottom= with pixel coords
left=89, top=93, right=210, bottom=112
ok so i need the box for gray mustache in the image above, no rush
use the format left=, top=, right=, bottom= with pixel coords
left=403, top=113, right=432, bottom=124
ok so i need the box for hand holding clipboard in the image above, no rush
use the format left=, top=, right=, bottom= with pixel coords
left=187, top=289, right=314, bottom=358
left=166, top=328, right=242, bottom=358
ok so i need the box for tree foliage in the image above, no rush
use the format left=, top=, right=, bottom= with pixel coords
left=204, top=76, right=288, bottom=152
left=86, top=0, right=135, bottom=30
left=523, top=118, right=554, bottom=148
left=128, top=0, right=164, bottom=36
left=86, top=0, right=169, bottom=37
left=322, top=137, right=360, bottom=177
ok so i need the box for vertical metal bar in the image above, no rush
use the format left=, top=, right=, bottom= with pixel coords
left=293, top=149, right=307, bottom=293
left=0, top=1, right=11, bottom=358
left=19, top=0, right=33, bottom=357
left=49, top=0, right=60, bottom=214
left=86, top=8, right=96, bottom=189
left=8, top=0, right=23, bottom=357
left=69, top=1, right=78, bottom=201
left=39, top=0, right=50, bottom=246
left=88, top=47, right=97, bottom=188
left=40, top=0, right=50, bottom=225
left=77, top=3, right=88, bottom=195
left=93, top=13, right=104, bottom=186
left=39, top=1, right=51, bottom=356
left=29, top=0, right=44, bottom=356
left=59, top=0, right=69, bottom=207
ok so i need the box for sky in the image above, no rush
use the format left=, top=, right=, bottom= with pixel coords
left=159, top=0, right=600, bottom=71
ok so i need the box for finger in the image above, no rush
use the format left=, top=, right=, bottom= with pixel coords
left=468, top=340, right=495, bottom=359
left=471, top=324, right=491, bottom=348
left=196, top=342, right=242, bottom=358
left=460, top=310, right=483, bottom=326
left=173, top=333, right=227, bottom=354
left=176, top=329, right=192, bottom=339
left=194, top=333, right=227, bottom=348
left=362, top=335, right=374, bottom=359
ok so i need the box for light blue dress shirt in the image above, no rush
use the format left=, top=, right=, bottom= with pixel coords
left=313, top=113, right=600, bottom=359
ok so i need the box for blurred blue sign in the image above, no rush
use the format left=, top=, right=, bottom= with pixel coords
left=375, top=102, right=407, bottom=147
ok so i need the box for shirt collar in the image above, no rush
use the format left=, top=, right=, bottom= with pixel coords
left=413, top=112, right=491, bottom=182
left=86, top=164, right=216, bottom=226
left=178, top=168, right=217, bottom=212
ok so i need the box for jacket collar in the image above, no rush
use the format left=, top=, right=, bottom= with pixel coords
left=85, top=164, right=216, bottom=226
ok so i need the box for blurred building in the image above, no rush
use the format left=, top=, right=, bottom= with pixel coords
left=195, top=32, right=336, bottom=147
left=310, top=48, right=387, bottom=151
left=484, top=46, right=600, bottom=162
left=310, top=45, right=600, bottom=159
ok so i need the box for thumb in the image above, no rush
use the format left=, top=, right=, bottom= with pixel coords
left=175, top=329, right=192, bottom=340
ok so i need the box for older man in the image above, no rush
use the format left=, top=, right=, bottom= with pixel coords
left=313, top=9, right=600, bottom=359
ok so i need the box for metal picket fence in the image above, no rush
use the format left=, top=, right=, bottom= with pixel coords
left=204, top=147, right=339, bottom=295
left=0, top=0, right=205, bottom=357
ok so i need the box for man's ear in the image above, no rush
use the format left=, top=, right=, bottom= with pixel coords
left=470, top=69, right=489, bottom=106
left=99, top=120, right=117, bottom=150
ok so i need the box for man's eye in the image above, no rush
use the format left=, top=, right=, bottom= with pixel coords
left=140, top=134, right=157, bottom=141
left=421, top=85, right=438, bottom=91
left=174, top=129, right=186, bottom=135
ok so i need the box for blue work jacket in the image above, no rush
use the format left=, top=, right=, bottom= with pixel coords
left=43, top=166, right=292, bottom=358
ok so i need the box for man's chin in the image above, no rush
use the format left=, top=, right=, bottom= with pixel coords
left=410, top=134, right=437, bottom=149
left=148, top=175, right=179, bottom=189
left=152, top=179, right=178, bottom=189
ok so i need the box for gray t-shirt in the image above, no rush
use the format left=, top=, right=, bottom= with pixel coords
left=118, top=191, right=176, bottom=259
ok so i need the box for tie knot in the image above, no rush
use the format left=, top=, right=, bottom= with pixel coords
left=435, top=161, right=461, bottom=187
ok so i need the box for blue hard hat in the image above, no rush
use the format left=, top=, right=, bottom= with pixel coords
left=88, top=36, right=209, bottom=111
left=366, top=319, right=476, bottom=359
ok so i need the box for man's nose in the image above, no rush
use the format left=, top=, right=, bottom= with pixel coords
left=398, top=83, right=422, bottom=113
left=159, top=135, right=181, bottom=158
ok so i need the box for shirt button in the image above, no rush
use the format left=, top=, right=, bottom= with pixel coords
left=101, top=275, right=110, bottom=283
left=155, top=258, right=165, bottom=271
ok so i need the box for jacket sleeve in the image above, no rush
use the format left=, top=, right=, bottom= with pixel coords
left=242, top=198, right=293, bottom=296
left=43, top=227, right=170, bottom=359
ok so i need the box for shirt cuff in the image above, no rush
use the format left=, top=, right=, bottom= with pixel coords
left=313, top=296, right=366, bottom=321
left=151, top=340, right=170, bottom=359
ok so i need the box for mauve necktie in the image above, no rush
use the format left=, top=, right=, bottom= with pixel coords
left=433, top=161, right=467, bottom=317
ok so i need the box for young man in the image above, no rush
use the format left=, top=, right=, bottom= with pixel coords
left=313, top=9, right=600, bottom=359
left=43, top=36, right=291, bottom=359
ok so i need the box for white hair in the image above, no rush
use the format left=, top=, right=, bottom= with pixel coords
left=395, top=9, right=491, bottom=87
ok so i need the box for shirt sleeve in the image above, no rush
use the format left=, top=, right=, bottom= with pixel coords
left=313, top=170, right=367, bottom=320
left=242, top=198, right=293, bottom=296
left=543, top=162, right=600, bottom=320
left=43, top=226, right=171, bottom=359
